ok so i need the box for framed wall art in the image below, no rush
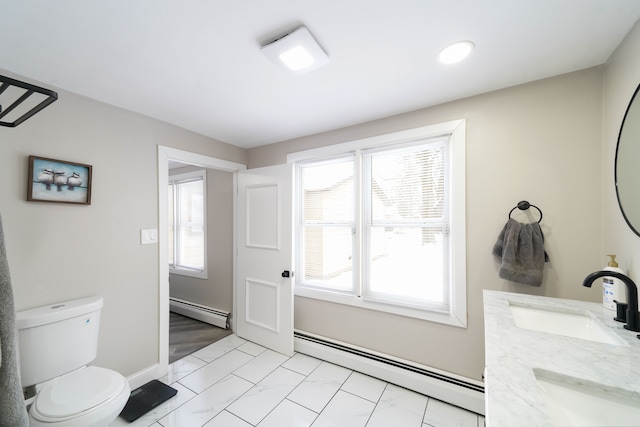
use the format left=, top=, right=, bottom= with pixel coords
left=27, top=155, right=92, bottom=205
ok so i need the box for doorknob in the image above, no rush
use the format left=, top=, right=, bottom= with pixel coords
left=281, top=270, right=291, bottom=278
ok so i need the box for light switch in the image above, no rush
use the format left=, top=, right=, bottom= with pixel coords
left=141, top=228, right=158, bottom=245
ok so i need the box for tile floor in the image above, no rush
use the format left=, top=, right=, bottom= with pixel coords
left=112, top=334, right=484, bottom=427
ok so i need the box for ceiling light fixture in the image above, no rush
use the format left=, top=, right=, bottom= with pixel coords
left=438, top=41, right=475, bottom=65
left=261, top=26, right=329, bottom=75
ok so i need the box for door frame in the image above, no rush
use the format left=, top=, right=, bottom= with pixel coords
left=157, top=146, right=246, bottom=376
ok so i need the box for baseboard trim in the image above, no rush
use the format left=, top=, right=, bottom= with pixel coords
left=169, top=297, right=229, bottom=329
left=126, top=363, right=163, bottom=390
left=294, top=331, right=485, bottom=415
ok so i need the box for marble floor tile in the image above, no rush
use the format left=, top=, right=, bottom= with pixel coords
left=191, top=334, right=248, bottom=363
left=158, top=374, right=253, bottom=427
left=341, top=371, right=386, bottom=403
left=117, top=334, right=483, bottom=427
left=232, top=349, right=290, bottom=384
left=257, top=399, right=318, bottom=427
left=288, top=361, right=351, bottom=413
left=366, top=384, right=429, bottom=427
left=163, top=354, right=207, bottom=384
left=311, top=390, right=376, bottom=427
left=237, top=340, right=268, bottom=357
left=423, top=398, right=479, bottom=427
left=226, top=367, right=306, bottom=425
left=281, top=352, right=323, bottom=376
left=203, top=410, right=253, bottom=427
left=179, top=349, right=253, bottom=394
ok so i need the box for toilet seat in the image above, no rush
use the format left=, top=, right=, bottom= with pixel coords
left=30, top=366, right=129, bottom=424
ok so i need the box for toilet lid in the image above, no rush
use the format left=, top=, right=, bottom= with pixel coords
left=33, top=366, right=126, bottom=419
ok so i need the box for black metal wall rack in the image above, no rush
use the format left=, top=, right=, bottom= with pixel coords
left=0, top=74, right=58, bottom=127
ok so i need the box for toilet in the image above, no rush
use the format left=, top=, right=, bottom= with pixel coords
left=17, top=296, right=131, bottom=427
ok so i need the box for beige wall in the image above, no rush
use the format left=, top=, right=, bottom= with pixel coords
left=169, top=166, right=234, bottom=313
left=249, top=68, right=604, bottom=380
left=4, top=18, right=637, bottom=384
left=0, top=70, right=246, bottom=377
left=602, top=21, right=640, bottom=280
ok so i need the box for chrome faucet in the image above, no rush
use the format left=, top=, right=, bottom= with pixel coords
left=583, top=271, right=640, bottom=332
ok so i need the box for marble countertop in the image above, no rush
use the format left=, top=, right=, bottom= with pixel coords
left=483, top=290, right=640, bottom=426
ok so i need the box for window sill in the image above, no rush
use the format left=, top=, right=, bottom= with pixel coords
left=294, top=286, right=466, bottom=328
left=169, top=267, right=208, bottom=280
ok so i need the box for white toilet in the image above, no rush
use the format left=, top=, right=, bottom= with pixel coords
left=17, top=296, right=131, bottom=427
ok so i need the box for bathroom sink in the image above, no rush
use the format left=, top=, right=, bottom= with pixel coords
left=509, top=302, right=622, bottom=345
left=535, top=370, right=640, bottom=426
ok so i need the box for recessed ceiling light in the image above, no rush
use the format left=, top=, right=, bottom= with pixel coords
left=261, top=26, right=329, bottom=75
left=438, top=41, right=475, bottom=64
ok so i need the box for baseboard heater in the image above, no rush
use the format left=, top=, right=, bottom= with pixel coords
left=169, top=297, right=229, bottom=329
left=294, top=331, right=485, bottom=415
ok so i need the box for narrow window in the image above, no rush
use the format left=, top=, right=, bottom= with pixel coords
left=168, top=169, right=207, bottom=279
left=362, top=141, right=449, bottom=310
left=297, top=155, right=356, bottom=293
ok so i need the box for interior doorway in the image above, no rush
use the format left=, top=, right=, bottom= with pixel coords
left=157, top=146, right=246, bottom=376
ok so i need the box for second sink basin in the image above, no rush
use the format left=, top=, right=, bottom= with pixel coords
left=509, top=302, right=622, bottom=345
left=535, top=369, right=640, bottom=426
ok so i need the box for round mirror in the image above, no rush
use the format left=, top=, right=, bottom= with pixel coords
left=615, top=83, right=640, bottom=237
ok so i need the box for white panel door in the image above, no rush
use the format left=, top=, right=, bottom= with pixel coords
left=236, top=164, right=294, bottom=356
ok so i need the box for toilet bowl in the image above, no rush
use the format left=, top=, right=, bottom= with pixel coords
left=28, top=366, right=130, bottom=427
left=17, top=296, right=131, bottom=427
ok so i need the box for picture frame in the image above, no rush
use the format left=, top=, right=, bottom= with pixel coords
left=27, top=155, right=92, bottom=205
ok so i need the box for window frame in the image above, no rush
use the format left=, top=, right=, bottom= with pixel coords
left=288, top=120, right=466, bottom=327
left=168, top=169, right=208, bottom=279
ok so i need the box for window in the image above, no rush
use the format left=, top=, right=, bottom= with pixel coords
left=168, top=169, right=207, bottom=279
left=289, top=121, right=466, bottom=327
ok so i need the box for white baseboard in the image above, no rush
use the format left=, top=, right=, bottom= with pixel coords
left=133, top=329, right=484, bottom=414
left=169, top=297, right=229, bottom=329
left=294, top=331, right=485, bottom=415
left=125, top=363, right=162, bottom=390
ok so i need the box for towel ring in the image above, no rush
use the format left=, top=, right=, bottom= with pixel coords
left=508, top=200, right=543, bottom=223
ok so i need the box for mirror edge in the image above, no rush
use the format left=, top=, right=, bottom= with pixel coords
left=615, top=82, right=640, bottom=237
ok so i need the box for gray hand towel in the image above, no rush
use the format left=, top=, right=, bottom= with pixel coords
left=0, top=214, right=29, bottom=426
left=492, top=218, right=550, bottom=286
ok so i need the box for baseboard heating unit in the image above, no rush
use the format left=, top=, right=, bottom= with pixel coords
left=294, top=331, right=485, bottom=415
left=169, top=297, right=229, bottom=329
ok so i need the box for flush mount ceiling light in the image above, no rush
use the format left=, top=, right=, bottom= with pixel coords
left=438, top=41, right=475, bottom=65
left=261, top=26, right=329, bottom=75
left=0, top=75, right=58, bottom=127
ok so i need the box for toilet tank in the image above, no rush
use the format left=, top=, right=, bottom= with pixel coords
left=16, top=296, right=103, bottom=387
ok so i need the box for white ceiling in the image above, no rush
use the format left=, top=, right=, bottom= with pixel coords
left=2, top=1, right=640, bottom=148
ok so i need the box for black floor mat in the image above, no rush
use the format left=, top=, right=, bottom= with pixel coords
left=119, top=380, right=178, bottom=422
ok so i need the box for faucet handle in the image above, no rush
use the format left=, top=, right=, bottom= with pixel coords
left=614, top=300, right=628, bottom=323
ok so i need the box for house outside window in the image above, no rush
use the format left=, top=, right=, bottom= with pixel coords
left=168, top=169, right=207, bottom=279
left=289, top=121, right=466, bottom=327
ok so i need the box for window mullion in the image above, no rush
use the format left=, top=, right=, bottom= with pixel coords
left=174, top=182, right=182, bottom=268
left=354, top=149, right=363, bottom=297
left=295, top=164, right=304, bottom=283
left=171, top=182, right=178, bottom=268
